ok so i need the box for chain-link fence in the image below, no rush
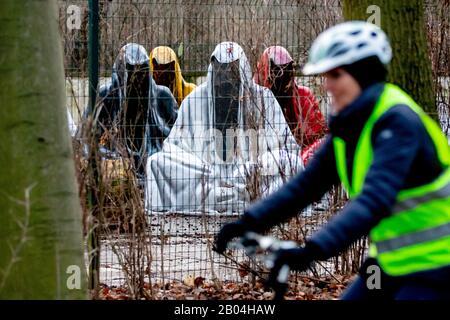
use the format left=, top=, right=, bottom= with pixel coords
left=58, top=0, right=449, bottom=298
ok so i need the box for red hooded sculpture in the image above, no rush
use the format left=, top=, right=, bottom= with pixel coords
left=254, top=46, right=327, bottom=164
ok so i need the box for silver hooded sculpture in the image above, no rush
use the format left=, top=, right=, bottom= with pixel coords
left=145, top=42, right=303, bottom=214
left=83, top=43, right=178, bottom=176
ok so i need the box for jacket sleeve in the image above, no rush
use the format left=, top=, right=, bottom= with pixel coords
left=308, top=105, right=424, bottom=260
left=244, top=136, right=340, bottom=232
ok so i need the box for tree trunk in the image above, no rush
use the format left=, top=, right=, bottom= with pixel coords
left=342, top=0, right=437, bottom=120
left=0, top=1, right=86, bottom=299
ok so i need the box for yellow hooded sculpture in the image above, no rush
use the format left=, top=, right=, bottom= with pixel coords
left=150, top=46, right=196, bottom=106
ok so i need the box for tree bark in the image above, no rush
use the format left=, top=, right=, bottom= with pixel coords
left=0, top=1, right=86, bottom=299
left=342, top=0, right=437, bottom=120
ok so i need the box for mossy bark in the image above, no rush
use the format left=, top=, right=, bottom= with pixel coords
left=0, top=0, right=86, bottom=299
left=342, top=0, right=437, bottom=120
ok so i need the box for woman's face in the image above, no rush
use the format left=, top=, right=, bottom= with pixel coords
left=323, top=68, right=361, bottom=113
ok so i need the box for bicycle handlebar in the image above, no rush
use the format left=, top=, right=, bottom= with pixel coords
left=228, top=232, right=298, bottom=300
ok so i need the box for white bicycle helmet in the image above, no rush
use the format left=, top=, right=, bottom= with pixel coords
left=302, top=21, right=392, bottom=75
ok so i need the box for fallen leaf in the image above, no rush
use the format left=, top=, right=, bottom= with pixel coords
left=183, top=275, right=195, bottom=287
left=101, top=287, right=110, bottom=296
left=194, top=276, right=205, bottom=288
left=262, top=292, right=273, bottom=299
left=254, top=281, right=264, bottom=290
left=238, top=262, right=250, bottom=278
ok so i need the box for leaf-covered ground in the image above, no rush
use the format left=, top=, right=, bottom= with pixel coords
left=98, top=274, right=356, bottom=300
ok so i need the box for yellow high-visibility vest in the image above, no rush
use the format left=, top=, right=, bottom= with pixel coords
left=333, top=83, right=450, bottom=276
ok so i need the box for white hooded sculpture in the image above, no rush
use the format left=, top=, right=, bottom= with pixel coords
left=67, top=109, right=77, bottom=137
left=145, top=42, right=303, bottom=214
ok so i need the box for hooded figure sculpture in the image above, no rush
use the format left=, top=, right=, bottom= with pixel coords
left=145, top=42, right=303, bottom=214
left=254, top=46, right=327, bottom=155
left=67, top=109, right=77, bottom=137
left=150, top=46, right=197, bottom=106
left=86, top=43, right=178, bottom=174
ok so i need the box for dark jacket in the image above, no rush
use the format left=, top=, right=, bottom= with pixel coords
left=244, top=82, right=450, bottom=284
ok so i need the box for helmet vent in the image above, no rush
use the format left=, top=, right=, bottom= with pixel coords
left=357, top=42, right=368, bottom=49
left=331, top=48, right=350, bottom=57
left=327, top=42, right=347, bottom=57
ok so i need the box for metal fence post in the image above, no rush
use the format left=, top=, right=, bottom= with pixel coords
left=87, top=0, right=100, bottom=298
